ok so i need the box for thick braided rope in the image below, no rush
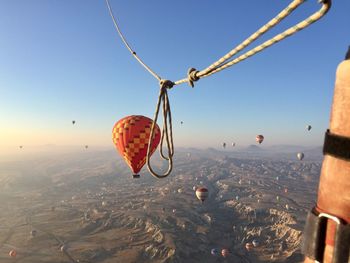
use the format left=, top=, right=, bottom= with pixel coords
left=146, top=80, right=174, bottom=178
left=175, top=0, right=331, bottom=85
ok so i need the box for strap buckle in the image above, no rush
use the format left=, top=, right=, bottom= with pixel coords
left=302, top=208, right=350, bottom=263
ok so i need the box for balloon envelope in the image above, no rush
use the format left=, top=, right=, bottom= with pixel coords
left=297, top=152, right=304, bottom=160
left=211, top=248, right=219, bottom=256
left=245, top=243, right=254, bottom=251
left=256, top=135, right=264, bottom=144
left=221, top=248, right=230, bottom=258
left=112, top=115, right=161, bottom=176
left=195, top=187, right=209, bottom=202
left=306, top=125, right=312, bottom=131
left=9, top=250, right=17, bottom=258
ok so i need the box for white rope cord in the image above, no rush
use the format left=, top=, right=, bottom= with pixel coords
left=105, top=0, right=162, bottom=81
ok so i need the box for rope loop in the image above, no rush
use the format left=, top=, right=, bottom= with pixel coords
left=146, top=81, right=174, bottom=179
left=187, top=68, right=200, bottom=87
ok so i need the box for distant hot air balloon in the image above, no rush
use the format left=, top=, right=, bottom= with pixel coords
left=222, top=142, right=226, bottom=149
left=297, top=152, right=304, bottom=161
left=112, top=115, right=161, bottom=178
left=232, top=142, right=236, bottom=147
left=9, top=250, right=17, bottom=258
left=30, top=230, right=37, bottom=237
left=306, top=125, right=312, bottom=131
left=256, top=135, right=264, bottom=144
left=252, top=240, right=259, bottom=247
left=221, top=248, right=230, bottom=258
left=245, top=243, right=254, bottom=251
left=72, top=120, right=76, bottom=125
left=180, top=121, right=184, bottom=125
left=85, top=145, right=89, bottom=149
left=19, top=145, right=23, bottom=149
left=60, top=245, right=67, bottom=252
left=195, top=187, right=209, bottom=202
left=211, top=248, right=219, bottom=256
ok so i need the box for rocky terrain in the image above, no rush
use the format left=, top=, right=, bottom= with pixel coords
left=0, top=147, right=321, bottom=262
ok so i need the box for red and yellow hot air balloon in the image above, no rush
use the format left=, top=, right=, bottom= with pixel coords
left=112, top=115, right=161, bottom=178
left=256, top=135, right=264, bottom=144
left=195, top=187, right=209, bottom=202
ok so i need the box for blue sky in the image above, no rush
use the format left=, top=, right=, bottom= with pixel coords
left=0, top=0, right=349, bottom=150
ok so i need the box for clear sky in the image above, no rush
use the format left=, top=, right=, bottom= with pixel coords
left=0, top=0, right=349, bottom=152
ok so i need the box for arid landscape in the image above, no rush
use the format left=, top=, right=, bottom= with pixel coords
left=0, top=146, right=322, bottom=262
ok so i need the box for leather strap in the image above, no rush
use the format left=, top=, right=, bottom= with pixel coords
left=323, top=129, right=350, bottom=161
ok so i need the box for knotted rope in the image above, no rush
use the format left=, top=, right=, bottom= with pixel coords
left=106, top=0, right=331, bottom=178
left=146, top=80, right=174, bottom=178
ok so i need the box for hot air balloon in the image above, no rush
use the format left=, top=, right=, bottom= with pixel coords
left=30, top=230, right=37, bottom=237
left=60, top=245, right=67, bottom=252
left=252, top=239, right=259, bottom=247
left=211, top=248, right=219, bottom=256
left=256, top=135, right=264, bottom=144
left=221, top=248, right=230, bottom=258
left=222, top=142, right=226, bottom=148
left=245, top=243, right=254, bottom=251
left=9, top=250, right=17, bottom=258
left=19, top=145, right=23, bottom=149
left=306, top=125, right=312, bottom=131
left=195, top=187, right=209, bottom=202
left=72, top=120, right=76, bottom=125
left=180, top=121, right=183, bottom=125
left=85, top=145, right=89, bottom=149
left=232, top=142, right=236, bottom=147
left=297, top=152, right=304, bottom=161
left=112, top=115, right=161, bottom=178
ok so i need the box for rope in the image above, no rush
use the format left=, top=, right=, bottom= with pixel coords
left=106, top=0, right=331, bottom=178
left=174, top=0, right=332, bottom=85
left=146, top=80, right=174, bottom=178
left=105, top=0, right=162, bottom=82
left=106, top=0, right=331, bottom=87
